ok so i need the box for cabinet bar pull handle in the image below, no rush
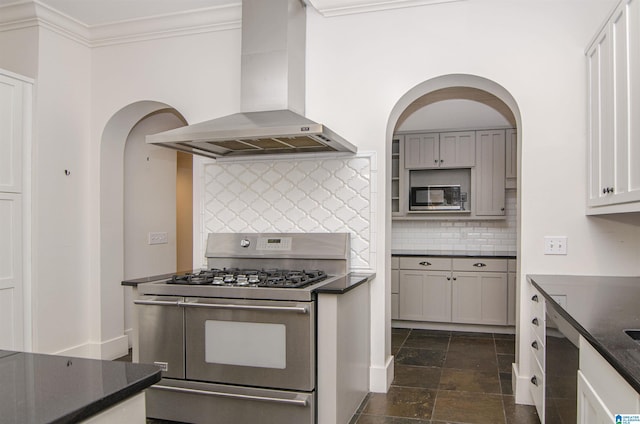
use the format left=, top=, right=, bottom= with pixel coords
left=418, top=261, right=432, bottom=267
left=531, top=317, right=539, bottom=326
left=531, top=294, right=538, bottom=302
left=180, top=301, right=308, bottom=314
left=530, top=376, right=538, bottom=386
left=153, top=385, right=308, bottom=406
left=531, top=341, right=538, bottom=350
left=473, top=262, right=487, bottom=268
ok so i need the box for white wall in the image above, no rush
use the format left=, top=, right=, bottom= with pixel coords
left=2, top=0, right=640, bottom=398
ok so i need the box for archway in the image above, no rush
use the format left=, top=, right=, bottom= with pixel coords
left=99, top=101, right=187, bottom=359
left=385, top=73, right=522, bottom=369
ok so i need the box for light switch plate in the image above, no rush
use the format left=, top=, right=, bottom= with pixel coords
left=148, top=232, right=168, bottom=245
left=544, top=236, right=567, bottom=255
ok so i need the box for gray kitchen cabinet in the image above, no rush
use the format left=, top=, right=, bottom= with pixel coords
left=398, top=257, right=452, bottom=322
left=404, top=131, right=475, bottom=169
left=475, top=130, right=506, bottom=216
left=391, top=256, right=399, bottom=319
left=395, top=256, right=511, bottom=326
left=451, top=258, right=508, bottom=325
left=505, top=128, right=517, bottom=189
left=507, top=259, right=516, bottom=325
left=391, top=135, right=403, bottom=216
left=586, top=0, right=640, bottom=214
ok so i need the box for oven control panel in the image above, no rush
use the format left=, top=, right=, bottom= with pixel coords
left=255, top=237, right=292, bottom=251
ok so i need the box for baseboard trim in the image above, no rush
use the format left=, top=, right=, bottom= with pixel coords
left=512, top=362, right=534, bottom=405
left=369, top=355, right=394, bottom=393
left=55, top=335, right=129, bottom=360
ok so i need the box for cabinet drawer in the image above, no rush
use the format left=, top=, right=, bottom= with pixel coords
left=529, top=358, right=544, bottom=419
left=452, top=258, right=507, bottom=272
left=391, top=256, right=399, bottom=269
left=529, top=333, right=544, bottom=369
left=507, top=259, right=516, bottom=273
left=529, top=286, right=545, bottom=322
left=530, top=312, right=545, bottom=346
left=399, top=257, right=451, bottom=271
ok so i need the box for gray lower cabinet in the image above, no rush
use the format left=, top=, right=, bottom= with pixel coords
left=395, top=256, right=511, bottom=326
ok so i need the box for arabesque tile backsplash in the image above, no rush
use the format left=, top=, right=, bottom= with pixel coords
left=201, top=154, right=376, bottom=271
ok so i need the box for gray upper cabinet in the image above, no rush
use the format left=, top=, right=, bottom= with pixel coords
left=404, top=131, right=475, bottom=169
left=586, top=0, right=640, bottom=214
left=475, top=130, right=506, bottom=216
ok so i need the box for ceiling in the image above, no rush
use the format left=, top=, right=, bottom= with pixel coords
left=0, top=0, right=463, bottom=26
left=0, top=0, right=236, bottom=26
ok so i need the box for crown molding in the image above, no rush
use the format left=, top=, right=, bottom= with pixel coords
left=0, top=1, right=241, bottom=47
left=306, top=0, right=465, bottom=17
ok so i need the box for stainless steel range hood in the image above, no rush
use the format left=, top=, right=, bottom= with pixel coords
left=146, top=0, right=357, bottom=159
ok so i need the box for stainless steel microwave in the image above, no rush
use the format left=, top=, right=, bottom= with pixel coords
left=410, top=185, right=463, bottom=211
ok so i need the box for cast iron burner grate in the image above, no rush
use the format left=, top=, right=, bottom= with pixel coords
left=167, top=268, right=327, bottom=288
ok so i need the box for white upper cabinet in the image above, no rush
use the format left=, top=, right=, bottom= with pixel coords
left=0, top=72, right=26, bottom=193
left=587, top=0, right=640, bottom=214
left=404, top=131, right=475, bottom=169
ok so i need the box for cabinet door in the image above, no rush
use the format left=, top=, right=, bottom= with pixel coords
left=404, top=133, right=439, bottom=168
left=0, top=74, right=24, bottom=193
left=398, top=270, right=451, bottom=322
left=439, top=131, right=475, bottom=168
left=451, top=272, right=508, bottom=325
left=507, top=272, right=516, bottom=326
left=391, top=268, right=399, bottom=319
left=505, top=129, right=517, bottom=189
left=475, top=130, right=506, bottom=216
left=577, top=371, right=614, bottom=424
left=0, top=193, right=23, bottom=350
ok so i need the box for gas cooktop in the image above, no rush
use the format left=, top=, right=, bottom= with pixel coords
left=167, top=268, right=327, bottom=289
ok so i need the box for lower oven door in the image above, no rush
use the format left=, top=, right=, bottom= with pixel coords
left=183, top=297, right=314, bottom=391
left=147, top=378, right=315, bottom=424
left=134, top=295, right=185, bottom=379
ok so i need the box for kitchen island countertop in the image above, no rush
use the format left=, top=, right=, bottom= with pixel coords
left=528, top=274, right=640, bottom=394
left=0, top=350, right=161, bottom=424
left=392, top=249, right=516, bottom=259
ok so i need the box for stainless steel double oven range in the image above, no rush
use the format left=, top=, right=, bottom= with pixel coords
left=135, top=232, right=350, bottom=424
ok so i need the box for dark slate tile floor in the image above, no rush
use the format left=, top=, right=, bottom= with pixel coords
left=349, top=328, right=540, bottom=424
left=120, top=328, right=540, bottom=424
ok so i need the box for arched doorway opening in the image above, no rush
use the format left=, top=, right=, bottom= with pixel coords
left=99, top=101, right=190, bottom=359
left=385, top=73, right=522, bottom=364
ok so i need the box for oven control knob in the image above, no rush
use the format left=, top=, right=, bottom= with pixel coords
left=240, top=238, right=251, bottom=248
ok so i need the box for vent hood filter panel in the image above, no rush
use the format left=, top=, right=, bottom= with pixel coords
left=147, top=110, right=356, bottom=158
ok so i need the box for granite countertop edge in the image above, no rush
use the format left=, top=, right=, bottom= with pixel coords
left=314, top=272, right=376, bottom=295
left=0, top=350, right=161, bottom=424
left=528, top=274, right=640, bottom=394
left=392, top=249, right=516, bottom=259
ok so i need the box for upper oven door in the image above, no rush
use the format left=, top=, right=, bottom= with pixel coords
left=183, top=297, right=315, bottom=391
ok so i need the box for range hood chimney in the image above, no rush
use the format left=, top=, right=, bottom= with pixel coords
left=146, top=0, right=357, bottom=159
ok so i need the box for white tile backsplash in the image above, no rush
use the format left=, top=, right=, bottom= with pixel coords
left=392, top=190, right=517, bottom=252
left=201, top=153, right=376, bottom=271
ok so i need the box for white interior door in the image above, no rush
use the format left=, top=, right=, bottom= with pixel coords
left=0, top=193, right=23, bottom=350
left=0, top=70, right=28, bottom=351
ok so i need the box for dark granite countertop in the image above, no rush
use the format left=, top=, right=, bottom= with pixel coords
left=0, top=350, right=161, bottom=424
left=315, top=272, right=375, bottom=294
left=528, top=274, right=640, bottom=394
left=392, top=249, right=516, bottom=259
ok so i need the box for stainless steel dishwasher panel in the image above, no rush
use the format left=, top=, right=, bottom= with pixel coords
left=183, top=297, right=315, bottom=391
left=134, top=295, right=185, bottom=379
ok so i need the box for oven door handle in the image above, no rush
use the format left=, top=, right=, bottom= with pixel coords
left=153, top=384, right=308, bottom=406
left=133, top=299, right=181, bottom=306
left=179, top=301, right=309, bottom=314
